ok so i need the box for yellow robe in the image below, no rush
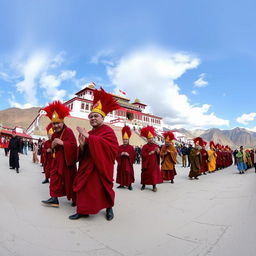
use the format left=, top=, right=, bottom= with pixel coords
left=208, top=149, right=217, bottom=172
left=160, top=145, right=177, bottom=171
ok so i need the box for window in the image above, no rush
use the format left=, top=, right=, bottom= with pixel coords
left=81, top=103, right=84, bottom=109
left=86, top=103, right=89, bottom=110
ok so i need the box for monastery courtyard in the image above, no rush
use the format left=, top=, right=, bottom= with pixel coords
left=0, top=150, right=255, bottom=256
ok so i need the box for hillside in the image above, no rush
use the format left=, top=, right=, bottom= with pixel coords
left=0, top=107, right=41, bottom=129
left=200, top=128, right=235, bottom=148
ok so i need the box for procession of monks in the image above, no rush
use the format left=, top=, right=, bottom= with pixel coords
left=188, top=137, right=233, bottom=180
left=8, top=87, right=235, bottom=221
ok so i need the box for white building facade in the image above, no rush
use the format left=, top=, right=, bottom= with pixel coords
left=64, top=84, right=164, bottom=131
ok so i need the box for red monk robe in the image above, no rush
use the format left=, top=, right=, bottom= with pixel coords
left=50, top=125, right=77, bottom=202
left=116, top=144, right=136, bottom=187
left=216, top=150, right=223, bottom=170
left=73, top=124, right=119, bottom=215
left=200, top=148, right=209, bottom=174
left=222, top=151, right=227, bottom=168
left=43, top=139, right=52, bottom=179
left=141, top=143, right=163, bottom=185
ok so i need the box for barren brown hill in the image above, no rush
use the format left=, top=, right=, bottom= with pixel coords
left=0, top=107, right=41, bottom=129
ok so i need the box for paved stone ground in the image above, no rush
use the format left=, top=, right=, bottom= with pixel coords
left=0, top=149, right=256, bottom=256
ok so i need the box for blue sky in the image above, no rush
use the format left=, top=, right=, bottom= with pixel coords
left=1, top=0, right=256, bottom=130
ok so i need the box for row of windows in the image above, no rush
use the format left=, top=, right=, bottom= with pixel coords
left=78, top=91, right=93, bottom=98
left=81, top=103, right=92, bottom=111
left=134, top=114, right=142, bottom=120
left=67, top=103, right=73, bottom=110
left=142, top=116, right=161, bottom=124
left=77, top=102, right=160, bottom=124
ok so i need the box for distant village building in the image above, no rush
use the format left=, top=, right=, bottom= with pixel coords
left=0, top=125, right=31, bottom=139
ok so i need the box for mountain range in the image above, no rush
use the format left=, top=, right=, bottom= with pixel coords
left=176, top=127, right=256, bottom=148
left=0, top=107, right=256, bottom=148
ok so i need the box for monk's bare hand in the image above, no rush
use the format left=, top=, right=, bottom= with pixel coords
left=78, top=133, right=86, bottom=147
left=77, top=126, right=89, bottom=139
left=52, top=138, right=64, bottom=148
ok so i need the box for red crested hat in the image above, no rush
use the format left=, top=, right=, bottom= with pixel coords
left=193, top=137, right=203, bottom=146
left=201, top=140, right=207, bottom=147
left=122, top=126, right=132, bottom=139
left=140, top=126, right=156, bottom=139
left=91, top=87, right=120, bottom=117
left=210, top=141, right=215, bottom=148
left=215, top=143, right=219, bottom=149
left=43, top=100, right=70, bottom=122
left=46, top=123, right=54, bottom=135
left=163, top=131, right=176, bottom=142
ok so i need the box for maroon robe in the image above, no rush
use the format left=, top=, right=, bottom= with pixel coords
left=40, top=141, right=45, bottom=164
left=200, top=148, right=208, bottom=174
left=116, top=144, right=136, bottom=186
left=141, top=143, right=163, bottom=185
left=73, top=124, right=119, bottom=215
left=222, top=151, right=228, bottom=168
left=43, top=140, right=52, bottom=179
left=49, top=125, right=77, bottom=202
left=216, top=151, right=223, bottom=169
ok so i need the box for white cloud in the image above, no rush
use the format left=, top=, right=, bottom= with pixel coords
left=59, top=70, right=76, bottom=80
left=194, top=73, right=208, bottom=88
left=49, top=51, right=65, bottom=68
left=40, top=70, right=76, bottom=101
left=246, top=127, right=256, bottom=132
left=15, top=51, right=49, bottom=106
left=107, top=47, right=229, bottom=129
left=90, top=49, right=114, bottom=65
left=236, top=112, right=256, bottom=125
left=191, top=90, right=198, bottom=95
left=8, top=94, right=34, bottom=109
left=2, top=50, right=79, bottom=107
left=0, top=71, right=12, bottom=82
